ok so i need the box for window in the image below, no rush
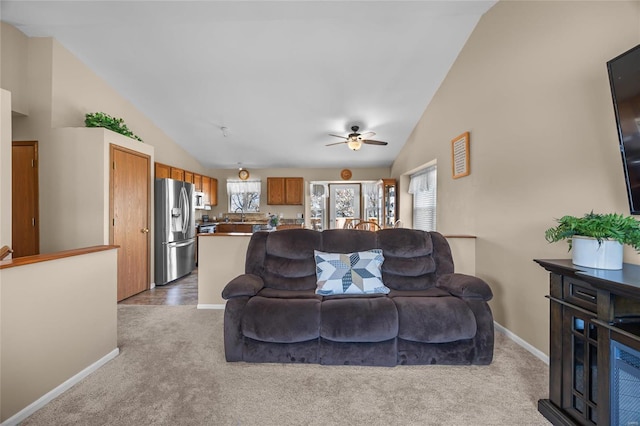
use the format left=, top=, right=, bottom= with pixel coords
left=227, top=179, right=261, bottom=212
left=409, top=165, right=436, bottom=231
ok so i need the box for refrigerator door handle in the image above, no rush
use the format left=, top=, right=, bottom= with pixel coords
left=181, top=187, right=190, bottom=235
left=164, top=239, right=194, bottom=249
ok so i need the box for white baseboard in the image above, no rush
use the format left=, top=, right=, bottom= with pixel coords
left=197, top=303, right=226, bottom=309
left=494, top=321, right=549, bottom=365
left=1, top=348, right=120, bottom=426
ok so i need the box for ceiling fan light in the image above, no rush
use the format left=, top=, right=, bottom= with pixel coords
left=347, top=140, right=362, bottom=151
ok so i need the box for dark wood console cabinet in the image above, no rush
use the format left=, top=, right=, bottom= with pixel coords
left=535, top=259, right=640, bottom=426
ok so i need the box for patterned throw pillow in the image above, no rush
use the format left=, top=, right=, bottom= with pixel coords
left=314, top=249, right=389, bottom=295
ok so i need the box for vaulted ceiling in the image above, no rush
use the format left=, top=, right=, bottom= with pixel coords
left=1, top=1, right=495, bottom=169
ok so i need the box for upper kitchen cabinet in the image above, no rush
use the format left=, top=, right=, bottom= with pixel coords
left=170, top=167, right=185, bottom=181
left=202, top=176, right=218, bottom=206
left=193, top=174, right=203, bottom=192
left=267, top=177, right=304, bottom=205
left=154, top=163, right=216, bottom=206
left=155, top=162, right=171, bottom=179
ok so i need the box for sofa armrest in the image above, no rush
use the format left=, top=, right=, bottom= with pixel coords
left=437, top=273, right=493, bottom=301
left=222, top=274, right=265, bottom=299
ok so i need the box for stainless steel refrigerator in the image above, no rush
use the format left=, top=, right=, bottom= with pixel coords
left=154, top=178, right=196, bottom=286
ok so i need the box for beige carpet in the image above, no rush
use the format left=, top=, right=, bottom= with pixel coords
left=23, top=306, right=550, bottom=425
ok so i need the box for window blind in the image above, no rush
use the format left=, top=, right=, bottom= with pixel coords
left=409, top=165, right=437, bottom=231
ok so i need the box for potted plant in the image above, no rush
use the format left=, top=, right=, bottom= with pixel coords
left=544, top=212, right=640, bottom=270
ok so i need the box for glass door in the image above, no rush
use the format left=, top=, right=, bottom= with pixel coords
left=329, top=184, right=361, bottom=229
left=310, top=183, right=327, bottom=231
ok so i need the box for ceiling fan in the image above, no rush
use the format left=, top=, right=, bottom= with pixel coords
left=326, top=126, right=389, bottom=151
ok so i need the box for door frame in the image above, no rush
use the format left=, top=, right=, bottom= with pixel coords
left=12, top=140, right=40, bottom=256
left=109, top=143, right=151, bottom=293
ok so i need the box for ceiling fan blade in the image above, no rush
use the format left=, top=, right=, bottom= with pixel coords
left=326, top=141, right=347, bottom=147
left=329, top=134, right=348, bottom=139
left=362, top=140, right=388, bottom=146
left=359, top=131, right=376, bottom=139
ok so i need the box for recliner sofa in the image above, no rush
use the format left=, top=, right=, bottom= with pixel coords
left=222, top=228, right=494, bottom=366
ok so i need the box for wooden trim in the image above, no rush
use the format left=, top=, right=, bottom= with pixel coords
left=0, top=245, right=118, bottom=269
left=443, top=234, right=476, bottom=239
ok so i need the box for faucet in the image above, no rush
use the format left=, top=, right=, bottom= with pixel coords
left=234, top=207, right=246, bottom=222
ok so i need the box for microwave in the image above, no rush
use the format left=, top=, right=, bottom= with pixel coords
left=194, top=191, right=206, bottom=209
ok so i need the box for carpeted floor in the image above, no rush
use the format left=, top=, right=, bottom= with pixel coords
left=22, top=306, right=550, bottom=425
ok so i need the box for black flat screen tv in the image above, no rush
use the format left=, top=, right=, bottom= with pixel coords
left=608, top=44, right=640, bottom=215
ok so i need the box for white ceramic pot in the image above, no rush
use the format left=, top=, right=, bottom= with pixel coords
left=571, top=235, right=623, bottom=270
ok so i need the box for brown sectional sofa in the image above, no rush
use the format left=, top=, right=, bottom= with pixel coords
left=222, top=228, right=494, bottom=366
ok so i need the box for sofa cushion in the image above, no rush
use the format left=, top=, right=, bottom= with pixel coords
left=388, top=288, right=451, bottom=298
left=257, top=288, right=322, bottom=300
left=395, top=296, right=477, bottom=343
left=320, top=229, right=378, bottom=253
left=320, top=297, right=398, bottom=342
left=378, top=229, right=439, bottom=291
left=314, top=249, right=389, bottom=295
left=260, top=229, right=322, bottom=291
left=241, top=296, right=321, bottom=343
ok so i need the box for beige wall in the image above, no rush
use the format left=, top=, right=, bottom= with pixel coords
left=43, top=128, right=155, bottom=255
left=1, top=90, right=11, bottom=255
left=198, top=234, right=251, bottom=306
left=206, top=166, right=391, bottom=221
left=0, top=23, right=28, bottom=115
left=392, top=0, right=640, bottom=355
left=0, top=249, right=118, bottom=422
left=48, top=39, right=203, bottom=174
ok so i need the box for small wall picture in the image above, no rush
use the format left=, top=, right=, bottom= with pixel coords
left=451, top=132, right=470, bottom=179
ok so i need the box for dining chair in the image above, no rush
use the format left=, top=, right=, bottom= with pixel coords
left=354, top=221, right=382, bottom=231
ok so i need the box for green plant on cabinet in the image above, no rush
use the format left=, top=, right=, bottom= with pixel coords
left=85, top=112, right=143, bottom=142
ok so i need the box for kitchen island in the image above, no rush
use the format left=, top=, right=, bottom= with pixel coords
left=196, top=232, right=252, bottom=308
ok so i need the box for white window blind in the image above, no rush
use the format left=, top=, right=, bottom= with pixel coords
left=409, top=165, right=437, bottom=231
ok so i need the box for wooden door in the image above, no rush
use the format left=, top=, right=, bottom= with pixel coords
left=11, top=141, right=39, bottom=257
left=184, top=171, right=194, bottom=184
left=111, top=145, right=150, bottom=301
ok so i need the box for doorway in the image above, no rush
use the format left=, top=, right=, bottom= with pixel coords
left=328, top=183, right=361, bottom=229
left=12, top=141, right=39, bottom=257
left=110, top=144, right=151, bottom=301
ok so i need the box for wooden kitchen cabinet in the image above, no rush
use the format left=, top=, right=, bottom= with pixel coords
left=209, top=177, right=218, bottom=206
left=202, top=176, right=218, bottom=206
left=216, top=223, right=252, bottom=233
left=155, top=162, right=171, bottom=179
left=170, top=167, right=185, bottom=181
left=194, top=174, right=203, bottom=192
left=155, top=164, right=215, bottom=205
left=267, top=177, right=303, bottom=205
